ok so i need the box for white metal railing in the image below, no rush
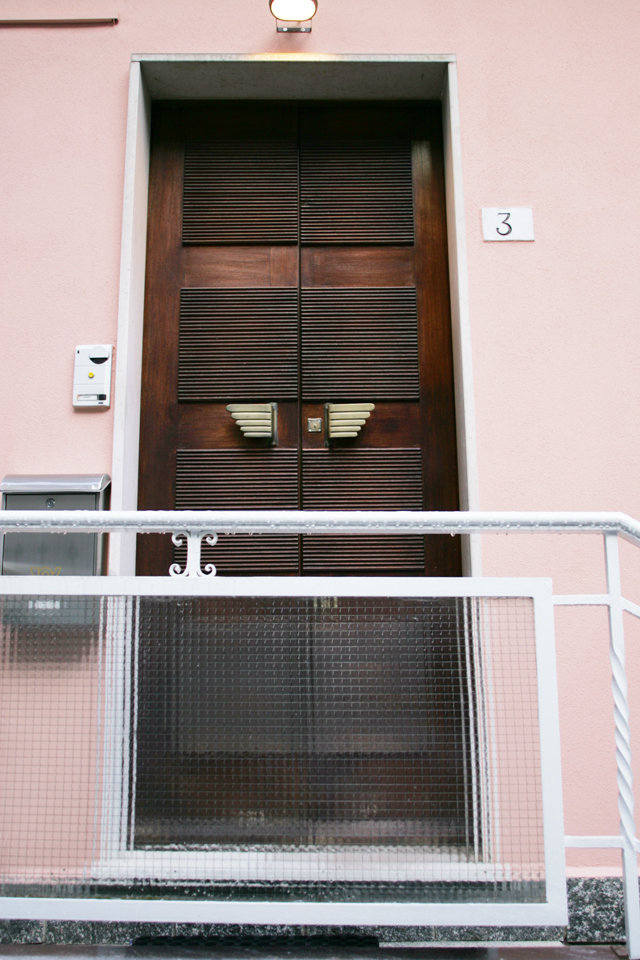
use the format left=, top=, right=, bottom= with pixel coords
left=1, top=508, right=640, bottom=954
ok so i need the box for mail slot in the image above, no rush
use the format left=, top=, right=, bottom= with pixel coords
left=1, top=474, right=110, bottom=576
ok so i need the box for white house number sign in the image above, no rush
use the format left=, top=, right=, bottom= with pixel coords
left=482, top=207, right=534, bottom=241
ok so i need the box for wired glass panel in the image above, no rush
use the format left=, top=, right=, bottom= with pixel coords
left=0, top=594, right=544, bottom=903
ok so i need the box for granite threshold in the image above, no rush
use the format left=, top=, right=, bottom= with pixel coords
left=0, top=878, right=632, bottom=949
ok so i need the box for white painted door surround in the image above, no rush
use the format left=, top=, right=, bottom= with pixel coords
left=109, top=54, right=480, bottom=577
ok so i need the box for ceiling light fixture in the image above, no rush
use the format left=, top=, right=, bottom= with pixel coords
left=269, top=0, right=317, bottom=32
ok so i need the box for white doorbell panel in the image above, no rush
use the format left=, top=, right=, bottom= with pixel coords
left=73, top=345, right=112, bottom=408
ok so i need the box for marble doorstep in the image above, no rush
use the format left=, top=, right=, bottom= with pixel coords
left=0, top=944, right=625, bottom=960
left=0, top=880, right=627, bottom=948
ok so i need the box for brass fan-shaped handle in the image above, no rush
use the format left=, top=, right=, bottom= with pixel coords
left=227, top=403, right=278, bottom=444
left=325, top=403, right=375, bottom=440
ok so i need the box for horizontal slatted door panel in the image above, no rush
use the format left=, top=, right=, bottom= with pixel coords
left=183, top=141, right=299, bottom=244
left=300, top=141, right=414, bottom=244
left=176, top=450, right=299, bottom=508
left=179, top=288, right=298, bottom=401
left=173, top=536, right=299, bottom=575
left=302, top=535, right=425, bottom=572
left=175, top=449, right=299, bottom=573
left=302, top=449, right=424, bottom=573
left=301, top=288, right=420, bottom=400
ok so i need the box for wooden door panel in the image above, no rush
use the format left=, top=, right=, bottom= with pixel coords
left=183, top=246, right=298, bottom=288
left=300, top=102, right=436, bottom=140
left=135, top=102, right=466, bottom=856
left=301, top=247, right=414, bottom=288
left=178, top=287, right=299, bottom=401
left=412, top=141, right=460, bottom=558
left=301, top=449, right=423, bottom=510
left=183, top=140, right=299, bottom=244
left=300, top=140, right=414, bottom=244
left=301, top=287, right=420, bottom=401
left=301, top=402, right=420, bottom=450
left=174, top=535, right=300, bottom=575
left=301, top=448, right=424, bottom=574
left=138, top=101, right=462, bottom=578
left=174, top=448, right=300, bottom=575
left=136, top=108, right=184, bottom=577
left=175, top=449, right=299, bottom=510
left=302, top=536, right=425, bottom=573
left=180, top=401, right=299, bottom=449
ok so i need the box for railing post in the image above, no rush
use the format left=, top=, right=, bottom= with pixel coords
left=605, top=532, right=640, bottom=958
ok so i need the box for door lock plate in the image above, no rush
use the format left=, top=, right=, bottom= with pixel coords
left=307, top=418, right=323, bottom=433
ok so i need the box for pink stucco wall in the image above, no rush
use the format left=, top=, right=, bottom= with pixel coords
left=0, top=650, right=101, bottom=880
left=1, top=0, right=640, bottom=876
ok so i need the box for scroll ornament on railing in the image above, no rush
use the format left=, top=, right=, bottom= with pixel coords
left=169, top=531, right=218, bottom=578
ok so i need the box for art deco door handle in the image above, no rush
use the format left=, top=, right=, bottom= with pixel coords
left=325, top=403, right=375, bottom=441
left=227, top=403, right=278, bottom=444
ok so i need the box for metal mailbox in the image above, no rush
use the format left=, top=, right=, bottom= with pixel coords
left=0, top=474, right=110, bottom=576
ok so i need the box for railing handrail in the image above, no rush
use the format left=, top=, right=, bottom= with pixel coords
left=2, top=508, right=640, bottom=543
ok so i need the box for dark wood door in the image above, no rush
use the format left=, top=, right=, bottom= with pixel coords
left=137, top=101, right=461, bottom=577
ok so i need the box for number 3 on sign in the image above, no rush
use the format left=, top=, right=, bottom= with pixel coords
left=482, top=208, right=534, bottom=241
left=496, top=212, right=512, bottom=235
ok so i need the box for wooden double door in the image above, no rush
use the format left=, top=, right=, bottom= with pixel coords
left=137, top=101, right=461, bottom=577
